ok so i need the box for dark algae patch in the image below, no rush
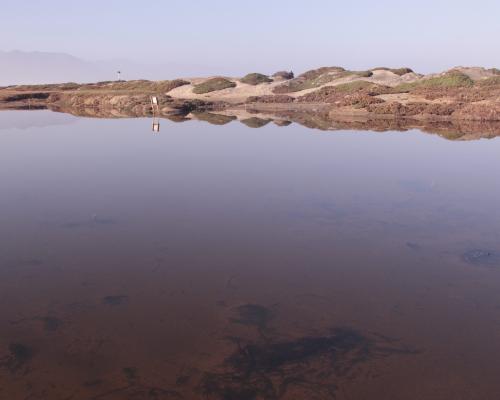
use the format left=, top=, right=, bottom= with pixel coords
left=0, top=343, right=34, bottom=373
left=102, top=295, right=129, bottom=306
left=462, top=249, right=500, bottom=267
left=90, top=385, right=183, bottom=399
left=230, top=304, right=273, bottom=331
left=122, top=366, right=138, bottom=382
left=199, top=328, right=418, bottom=399
left=39, top=316, right=62, bottom=332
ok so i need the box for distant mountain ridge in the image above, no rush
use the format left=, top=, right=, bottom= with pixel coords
left=0, top=50, right=224, bottom=86
left=0, top=50, right=111, bottom=85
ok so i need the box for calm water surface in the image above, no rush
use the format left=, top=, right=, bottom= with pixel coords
left=1, top=110, right=500, bottom=399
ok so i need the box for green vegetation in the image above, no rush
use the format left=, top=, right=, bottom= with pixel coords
left=272, top=71, right=294, bottom=80
left=372, top=67, right=414, bottom=76
left=350, top=70, right=374, bottom=78
left=273, top=66, right=376, bottom=94
left=299, top=66, right=345, bottom=80
left=331, top=81, right=374, bottom=92
left=240, top=73, right=273, bottom=85
left=273, top=69, right=343, bottom=93
left=394, top=71, right=474, bottom=92
left=273, top=67, right=346, bottom=93
left=193, top=77, right=236, bottom=94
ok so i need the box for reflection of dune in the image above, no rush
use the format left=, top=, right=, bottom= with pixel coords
left=2, top=105, right=499, bottom=141
left=0, top=110, right=78, bottom=130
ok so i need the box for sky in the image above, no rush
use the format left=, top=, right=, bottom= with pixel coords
left=1, top=0, right=500, bottom=76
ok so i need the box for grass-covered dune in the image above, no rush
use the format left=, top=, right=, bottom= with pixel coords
left=193, top=78, right=236, bottom=94
left=240, top=73, right=273, bottom=85
left=394, top=70, right=474, bottom=92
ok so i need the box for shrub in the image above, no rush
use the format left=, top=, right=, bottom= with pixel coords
left=372, top=67, right=414, bottom=76
left=193, top=78, right=236, bottom=94
left=240, top=73, right=272, bottom=85
left=298, top=66, right=345, bottom=80
left=272, top=71, right=294, bottom=80
left=351, top=70, right=374, bottom=78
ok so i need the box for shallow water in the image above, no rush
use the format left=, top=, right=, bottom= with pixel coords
left=1, top=110, right=500, bottom=399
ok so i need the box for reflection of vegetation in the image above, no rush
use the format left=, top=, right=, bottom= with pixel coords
left=241, top=117, right=272, bottom=128
left=193, top=112, right=237, bottom=125
left=274, top=120, right=292, bottom=126
left=193, top=78, right=236, bottom=94
left=240, top=73, right=273, bottom=85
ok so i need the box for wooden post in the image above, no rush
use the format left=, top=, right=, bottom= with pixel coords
left=150, top=96, right=160, bottom=133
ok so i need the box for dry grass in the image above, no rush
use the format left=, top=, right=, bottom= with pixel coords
left=477, top=76, right=500, bottom=86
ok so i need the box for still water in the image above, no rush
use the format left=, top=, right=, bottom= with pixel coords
left=1, top=110, right=500, bottom=399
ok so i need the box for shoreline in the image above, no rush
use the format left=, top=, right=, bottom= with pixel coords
left=0, top=65, right=499, bottom=139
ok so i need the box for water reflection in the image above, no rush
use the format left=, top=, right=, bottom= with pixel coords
left=144, top=109, right=500, bottom=140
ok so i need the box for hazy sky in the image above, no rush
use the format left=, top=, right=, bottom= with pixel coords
left=2, top=0, right=500, bottom=75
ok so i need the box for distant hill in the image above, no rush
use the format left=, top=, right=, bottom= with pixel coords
left=0, top=51, right=113, bottom=85
left=0, top=50, right=225, bottom=86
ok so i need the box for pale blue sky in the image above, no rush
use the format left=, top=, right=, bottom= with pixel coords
left=2, top=0, right=499, bottom=75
